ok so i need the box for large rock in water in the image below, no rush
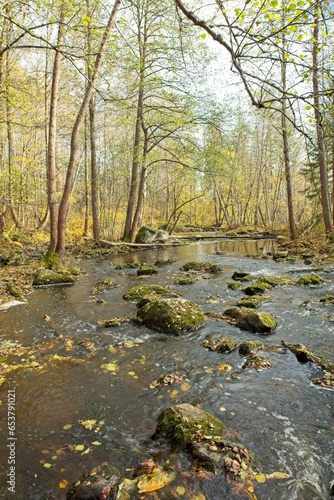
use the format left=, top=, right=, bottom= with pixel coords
left=137, top=298, right=206, bottom=334
left=66, top=462, right=121, bottom=499
left=153, top=403, right=228, bottom=447
left=224, top=307, right=277, bottom=333
left=135, top=226, right=169, bottom=244
left=33, top=269, right=74, bottom=286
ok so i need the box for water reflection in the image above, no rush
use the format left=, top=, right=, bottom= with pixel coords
left=0, top=239, right=333, bottom=499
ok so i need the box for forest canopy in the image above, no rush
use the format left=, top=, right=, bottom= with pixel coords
left=0, top=0, right=333, bottom=255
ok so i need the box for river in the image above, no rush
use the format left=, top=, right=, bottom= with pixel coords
left=0, top=238, right=333, bottom=499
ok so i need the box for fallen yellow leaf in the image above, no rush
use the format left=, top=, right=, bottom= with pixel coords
left=59, top=479, right=68, bottom=489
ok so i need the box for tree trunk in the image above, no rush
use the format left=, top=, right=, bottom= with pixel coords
left=280, top=17, right=296, bottom=239
left=312, top=1, right=333, bottom=237
left=47, top=7, right=65, bottom=253
left=55, top=0, right=122, bottom=255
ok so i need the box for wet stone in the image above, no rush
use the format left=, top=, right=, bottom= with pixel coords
left=66, top=462, right=121, bottom=500
left=202, top=336, right=238, bottom=353
left=137, top=298, right=206, bottom=334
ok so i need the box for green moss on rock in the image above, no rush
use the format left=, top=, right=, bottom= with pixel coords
left=173, top=277, right=197, bottom=285
left=236, top=295, right=268, bottom=309
left=137, top=298, right=206, bottom=334
left=243, top=282, right=272, bottom=295
left=33, top=269, right=74, bottom=286
left=123, top=284, right=170, bottom=301
left=181, top=261, right=222, bottom=273
left=232, top=271, right=252, bottom=281
left=154, top=403, right=228, bottom=448
left=297, top=272, right=324, bottom=285
left=227, top=281, right=242, bottom=290
left=256, top=275, right=294, bottom=287
left=137, top=262, right=158, bottom=276
left=239, top=340, right=264, bottom=355
left=224, top=307, right=277, bottom=333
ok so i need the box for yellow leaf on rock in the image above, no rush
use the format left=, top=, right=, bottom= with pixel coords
left=59, top=479, right=68, bottom=489
left=137, top=471, right=176, bottom=493
left=180, top=382, right=190, bottom=392
left=170, top=389, right=179, bottom=398
left=255, top=473, right=266, bottom=483
left=266, top=471, right=291, bottom=480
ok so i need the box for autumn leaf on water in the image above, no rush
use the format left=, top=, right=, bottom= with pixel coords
left=63, top=423, right=72, bottom=430
left=137, top=470, right=176, bottom=493
left=79, top=419, right=97, bottom=431
left=100, top=362, right=119, bottom=373
left=59, top=479, right=68, bottom=489
left=75, top=444, right=85, bottom=451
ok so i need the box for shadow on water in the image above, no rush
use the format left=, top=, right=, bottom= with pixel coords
left=0, top=239, right=333, bottom=499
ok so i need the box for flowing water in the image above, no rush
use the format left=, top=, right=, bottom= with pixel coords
left=0, top=239, right=333, bottom=499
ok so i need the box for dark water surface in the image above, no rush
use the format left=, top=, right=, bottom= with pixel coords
left=0, top=239, right=333, bottom=499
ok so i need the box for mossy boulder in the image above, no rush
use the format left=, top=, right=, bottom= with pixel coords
left=256, top=275, right=294, bottom=287
left=33, top=269, right=74, bottom=286
left=123, top=284, right=171, bottom=301
left=137, top=262, right=158, bottom=276
left=224, top=307, right=277, bottom=333
left=232, top=271, right=252, bottom=281
left=135, top=226, right=169, bottom=244
left=202, top=336, right=238, bottom=353
left=236, top=295, right=268, bottom=309
left=66, top=462, right=121, bottom=499
left=239, top=340, right=264, bottom=355
left=297, top=272, right=324, bottom=285
left=137, top=298, right=206, bottom=334
left=114, top=262, right=139, bottom=269
left=153, top=403, right=228, bottom=448
left=181, top=261, right=222, bottom=273
left=243, top=282, right=272, bottom=295
left=173, top=277, right=197, bottom=285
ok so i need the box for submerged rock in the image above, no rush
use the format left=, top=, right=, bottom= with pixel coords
left=239, top=340, right=264, bottom=355
left=153, top=403, right=228, bottom=448
left=232, top=271, right=252, bottom=281
left=224, top=307, right=277, bottom=333
left=236, top=295, right=268, bottom=309
left=135, top=226, right=169, bottom=244
left=137, top=298, right=206, bottom=334
left=243, top=282, right=272, bottom=295
left=227, top=281, right=242, bottom=290
left=180, top=261, right=222, bottom=273
left=123, top=284, right=171, bottom=301
left=173, top=277, right=197, bottom=285
left=137, top=262, right=158, bottom=276
left=191, top=440, right=259, bottom=476
left=202, top=336, right=238, bottom=353
left=33, top=269, right=74, bottom=286
left=242, top=353, right=271, bottom=370
left=66, top=462, right=121, bottom=499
